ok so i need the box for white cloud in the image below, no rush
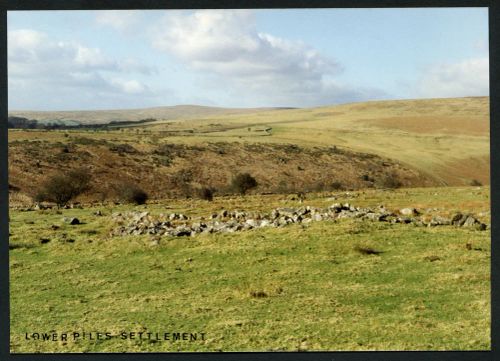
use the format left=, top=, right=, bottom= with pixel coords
left=111, top=78, right=147, bottom=94
left=416, top=57, right=489, bottom=98
left=152, top=10, right=382, bottom=107
left=8, top=29, right=158, bottom=110
left=95, top=10, right=140, bottom=32
left=74, top=46, right=116, bottom=69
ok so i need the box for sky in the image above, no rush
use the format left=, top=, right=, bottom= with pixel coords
left=7, top=8, right=489, bottom=111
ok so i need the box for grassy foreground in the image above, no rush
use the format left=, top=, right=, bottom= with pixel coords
left=9, top=186, right=490, bottom=352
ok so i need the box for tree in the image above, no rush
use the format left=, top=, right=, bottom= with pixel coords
left=35, top=168, right=91, bottom=206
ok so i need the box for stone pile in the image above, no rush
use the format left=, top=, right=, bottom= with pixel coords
left=111, top=203, right=488, bottom=238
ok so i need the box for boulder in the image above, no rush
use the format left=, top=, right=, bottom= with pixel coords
left=260, top=219, right=271, bottom=228
left=62, top=217, right=80, bottom=225
left=132, top=211, right=149, bottom=222
left=462, top=216, right=477, bottom=227
left=245, top=219, right=259, bottom=228
left=171, top=227, right=191, bottom=237
left=312, top=214, right=323, bottom=222
left=428, top=216, right=451, bottom=227
left=400, top=208, right=419, bottom=216
left=451, top=213, right=466, bottom=226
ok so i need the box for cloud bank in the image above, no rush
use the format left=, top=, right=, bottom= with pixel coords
left=8, top=29, right=157, bottom=110
left=152, top=10, right=385, bottom=107
left=416, top=57, right=489, bottom=98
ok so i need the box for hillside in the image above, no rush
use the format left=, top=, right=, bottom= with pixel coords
left=8, top=96, right=489, bottom=204
left=8, top=138, right=434, bottom=205
left=8, top=105, right=287, bottom=125
left=134, top=96, right=489, bottom=186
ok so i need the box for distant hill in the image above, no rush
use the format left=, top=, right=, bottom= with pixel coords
left=135, top=96, right=490, bottom=186
left=8, top=105, right=291, bottom=125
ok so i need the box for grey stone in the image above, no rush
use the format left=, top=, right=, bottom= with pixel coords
left=364, top=212, right=381, bottom=221
left=428, top=216, right=451, bottom=227
left=400, top=208, right=419, bottom=216
left=278, top=208, right=296, bottom=217
left=451, top=213, right=466, bottom=226
left=312, top=214, right=323, bottom=222
left=172, top=227, right=191, bottom=237
left=260, top=219, right=271, bottom=228
left=245, top=219, right=259, bottom=228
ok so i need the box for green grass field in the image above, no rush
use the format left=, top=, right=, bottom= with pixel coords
left=9, top=186, right=490, bottom=352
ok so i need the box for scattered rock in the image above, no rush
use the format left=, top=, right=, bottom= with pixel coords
left=109, top=203, right=489, bottom=238
left=354, top=245, right=383, bottom=255
left=463, top=216, right=477, bottom=227
left=63, top=217, right=80, bottom=225
left=451, top=213, right=466, bottom=226
left=250, top=290, right=268, bottom=298
left=428, top=216, right=451, bottom=227
left=400, top=207, right=419, bottom=216
left=40, top=238, right=50, bottom=244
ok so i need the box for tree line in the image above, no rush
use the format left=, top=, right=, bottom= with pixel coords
left=7, top=116, right=157, bottom=130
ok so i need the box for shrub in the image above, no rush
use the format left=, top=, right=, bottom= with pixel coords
left=115, top=183, right=148, bottom=205
left=108, top=143, right=138, bottom=154
left=361, top=174, right=374, bottom=182
left=171, top=169, right=194, bottom=186
left=231, top=173, right=258, bottom=195
left=35, top=168, right=91, bottom=206
left=470, top=179, right=482, bottom=186
left=197, top=187, right=214, bottom=201
left=376, top=173, right=402, bottom=189
left=330, top=181, right=343, bottom=190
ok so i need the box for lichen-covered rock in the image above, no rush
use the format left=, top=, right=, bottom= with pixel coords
left=109, top=202, right=489, bottom=238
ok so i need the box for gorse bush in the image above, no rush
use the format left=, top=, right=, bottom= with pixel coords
left=231, top=173, right=258, bottom=195
left=35, top=168, right=91, bottom=206
left=116, top=183, right=148, bottom=204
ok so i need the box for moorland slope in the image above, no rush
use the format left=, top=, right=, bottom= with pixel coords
left=8, top=97, right=489, bottom=204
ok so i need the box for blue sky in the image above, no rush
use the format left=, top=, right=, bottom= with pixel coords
left=7, top=8, right=489, bottom=111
